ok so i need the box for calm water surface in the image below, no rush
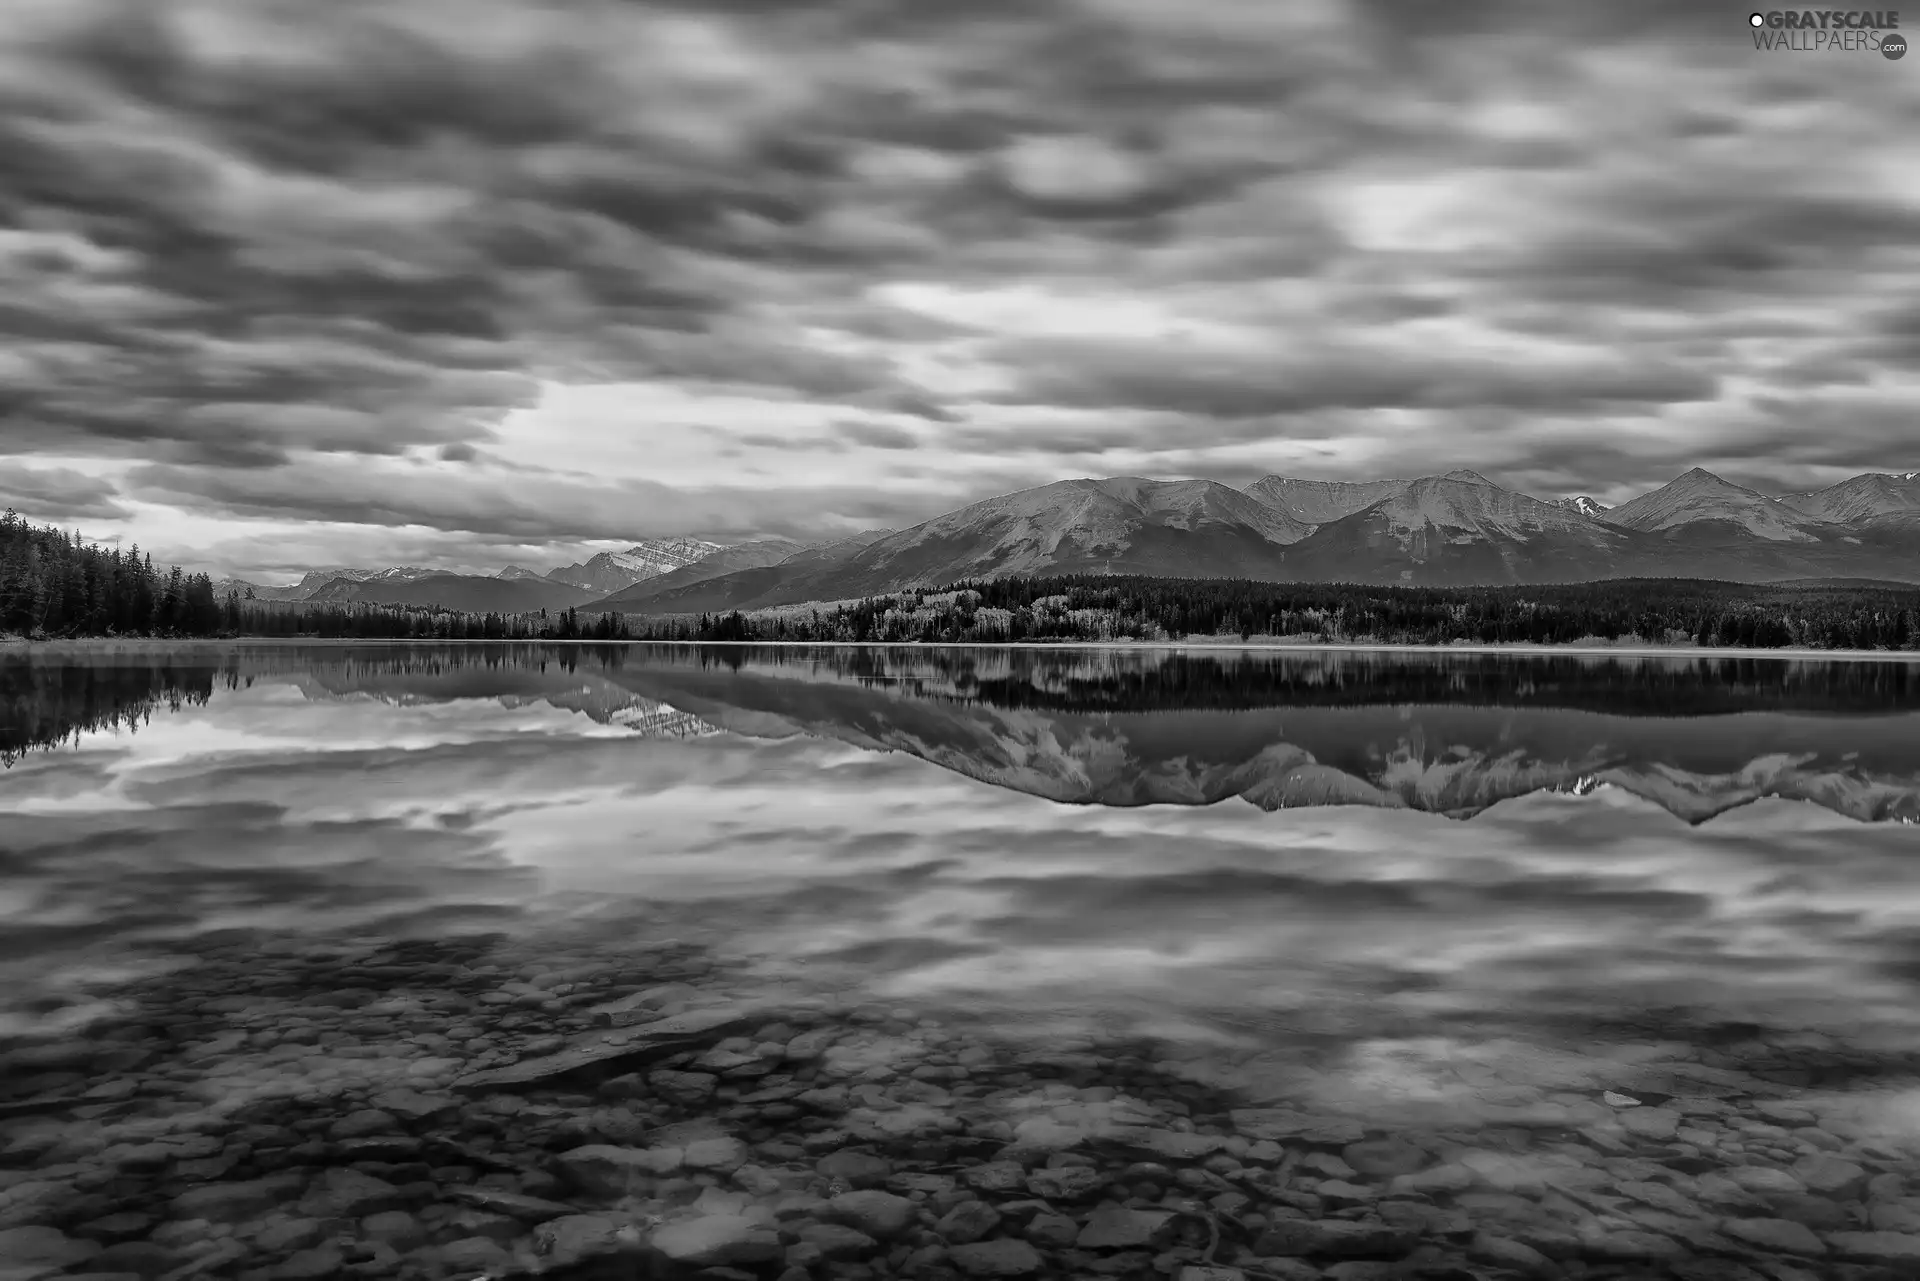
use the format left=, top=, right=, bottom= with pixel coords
left=4, top=642, right=1920, bottom=1281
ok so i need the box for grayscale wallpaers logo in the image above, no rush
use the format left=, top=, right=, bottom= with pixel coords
left=1748, top=9, right=1905, bottom=55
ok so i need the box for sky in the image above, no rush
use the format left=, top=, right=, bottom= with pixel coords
left=1, top=0, right=1917, bottom=582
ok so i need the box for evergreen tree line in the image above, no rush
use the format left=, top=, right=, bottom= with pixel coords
left=233, top=601, right=633, bottom=641
left=640, top=575, right=1920, bottom=651
left=1, top=510, right=223, bottom=636
left=0, top=512, right=631, bottom=641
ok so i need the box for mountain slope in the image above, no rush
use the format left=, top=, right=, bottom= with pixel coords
left=292, top=566, right=440, bottom=596
left=1243, top=475, right=1411, bottom=524
left=546, top=538, right=724, bottom=592
left=1779, top=472, right=1920, bottom=525
left=596, top=478, right=1315, bottom=613
left=1605, top=468, right=1829, bottom=542
left=305, top=573, right=596, bottom=613
left=1273, top=475, right=1635, bottom=586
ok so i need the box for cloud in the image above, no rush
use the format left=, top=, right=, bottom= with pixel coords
left=836, top=421, right=920, bottom=450
left=124, top=456, right=949, bottom=545
left=0, top=462, right=130, bottom=522
left=997, top=337, right=1720, bottom=419
left=2, top=0, right=1916, bottom=571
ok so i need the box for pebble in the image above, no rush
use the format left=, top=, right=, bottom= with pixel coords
left=0, top=934, right=1911, bottom=1281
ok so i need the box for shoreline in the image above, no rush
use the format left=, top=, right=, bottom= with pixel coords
left=5, top=635, right=1920, bottom=663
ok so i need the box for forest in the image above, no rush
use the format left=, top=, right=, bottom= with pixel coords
left=6, top=511, right=1919, bottom=651
left=0, top=512, right=628, bottom=641
left=644, top=574, right=1920, bottom=652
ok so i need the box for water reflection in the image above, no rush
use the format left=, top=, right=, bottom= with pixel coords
left=3, top=643, right=1920, bottom=1279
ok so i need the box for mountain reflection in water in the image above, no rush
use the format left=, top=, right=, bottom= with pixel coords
left=4, top=642, right=1920, bottom=1279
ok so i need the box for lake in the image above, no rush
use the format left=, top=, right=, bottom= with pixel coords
left=4, top=642, right=1920, bottom=1281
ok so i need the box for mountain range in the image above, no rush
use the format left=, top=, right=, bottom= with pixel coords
left=219, top=467, right=1920, bottom=615
left=254, top=645, right=1920, bottom=825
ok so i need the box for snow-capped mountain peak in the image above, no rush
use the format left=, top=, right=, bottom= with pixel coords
left=1554, top=496, right=1611, bottom=518
left=544, top=536, right=727, bottom=593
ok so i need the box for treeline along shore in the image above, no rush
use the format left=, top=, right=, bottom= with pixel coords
left=6, top=511, right=1920, bottom=651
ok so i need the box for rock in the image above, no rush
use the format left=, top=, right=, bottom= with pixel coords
left=948, top=1238, right=1044, bottom=1276
left=826, top=1189, right=917, bottom=1240
left=1299, top=1153, right=1356, bottom=1179
left=1101, top=1127, right=1228, bottom=1161
left=1792, top=1154, right=1866, bottom=1197
left=1025, top=1211, right=1079, bottom=1248
left=556, top=1144, right=682, bottom=1195
left=1603, top=1091, right=1642, bottom=1107
left=1728, top=1166, right=1805, bottom=1197
left=1342, top=1138, right=1427, bottom=1178
left=817, top=1149, right=891, bottom=1188
left=1870, top=1201, right=1920, bottom=1232
left=1076, top=1204, right=1174, bottom=1250
left=962, top=1162, right=1026, bottom=1193
left=1616, top=1180, right=1699, bottom=1216
left=1245, top=1262, right=1320, bottom=1281
left=1025, top=1165, right=1103, bottom=1201
left=1459, top=1151, right=1545, bottom=1195
left=368, top=1088, right=457, bottom=1122
left=1826, top=1231, right=1920, bottom=1263
left=296, top=1168, right=401, bottom=1218
left=0, top=1225, right=99, bottom=1269
left=937, top=1199, right=1002, bottom=1245
left=1388, top=1163, right=1476, bottom=1196
left=651, top=1213, right=782, bottom=1267
left=91, top=1240, right=177, bottom=1274
left=77, top=1212, right=154, bottom=1243
left=1577, top=1228, right=1685, bottom=1260
left=683, top=1136, right=748, bottom=1173
left=452, top=1004, right=764, bottom=1091
left=253, top=1218, right=326, bottom=1253
left=797, top=1222, right=878, bottom=1260
left=327, top=1108, right=399, bottom=1140
left=1767, top=1193, right=1851, bottom=1231
left=170, top=1175, right=304, bottom=1220
left=360, top=1209, right=424, bottom=1249
left=1468, top=1231, right=1552, bottom=1274
left=1618, top=1107, right=1679, bottom=1140
left=437, top=1237, right=513, bottom=1272
left=1376, top=1200, right=1469, bottom=1237
left=446, top=1187, right=578, bottom=1222
left=786, top=1029, right=838, bottom=1060
left=1229, top=1108, right=1366, bottom=1146
left=275, top=1243, right=344, bottom=1279
left=534, top=1213, right=643, bottom=1267
left=1253, top=1219, right=1417, bottom=1258
left=650, top=1069, right=720, bottom=1105
left=1179, top=1269, right=1248, bottom=1281
left=1314, top=1179, right=1379, bottom=1206
left=1721, top=1218, right=1826, bottom=1256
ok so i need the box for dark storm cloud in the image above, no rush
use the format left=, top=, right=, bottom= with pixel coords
left=1002, top=339, right=1719, bottom=419
left=123, top=459, right=943, bottom=544
left=0, top=462, right=129, bottom=521
left=836, top=422, right=920, bottom=450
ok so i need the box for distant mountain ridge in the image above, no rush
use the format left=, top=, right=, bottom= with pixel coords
left=583, top=466, right=1920, bottom=610
left=216, top=467, right=1920, bottom=611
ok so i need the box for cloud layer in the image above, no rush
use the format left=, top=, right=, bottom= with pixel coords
left=1, top=0, right=1916, bottom=577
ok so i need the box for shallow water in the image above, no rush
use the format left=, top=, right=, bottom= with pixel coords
left=4, top=642, right=1920, bottom=1281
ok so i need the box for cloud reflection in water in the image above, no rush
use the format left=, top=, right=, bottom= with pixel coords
left=5, top=643, right=1920, bottom=1136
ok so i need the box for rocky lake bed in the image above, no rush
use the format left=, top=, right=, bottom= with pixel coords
left=5, top=931, right=1920, bottom=1281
